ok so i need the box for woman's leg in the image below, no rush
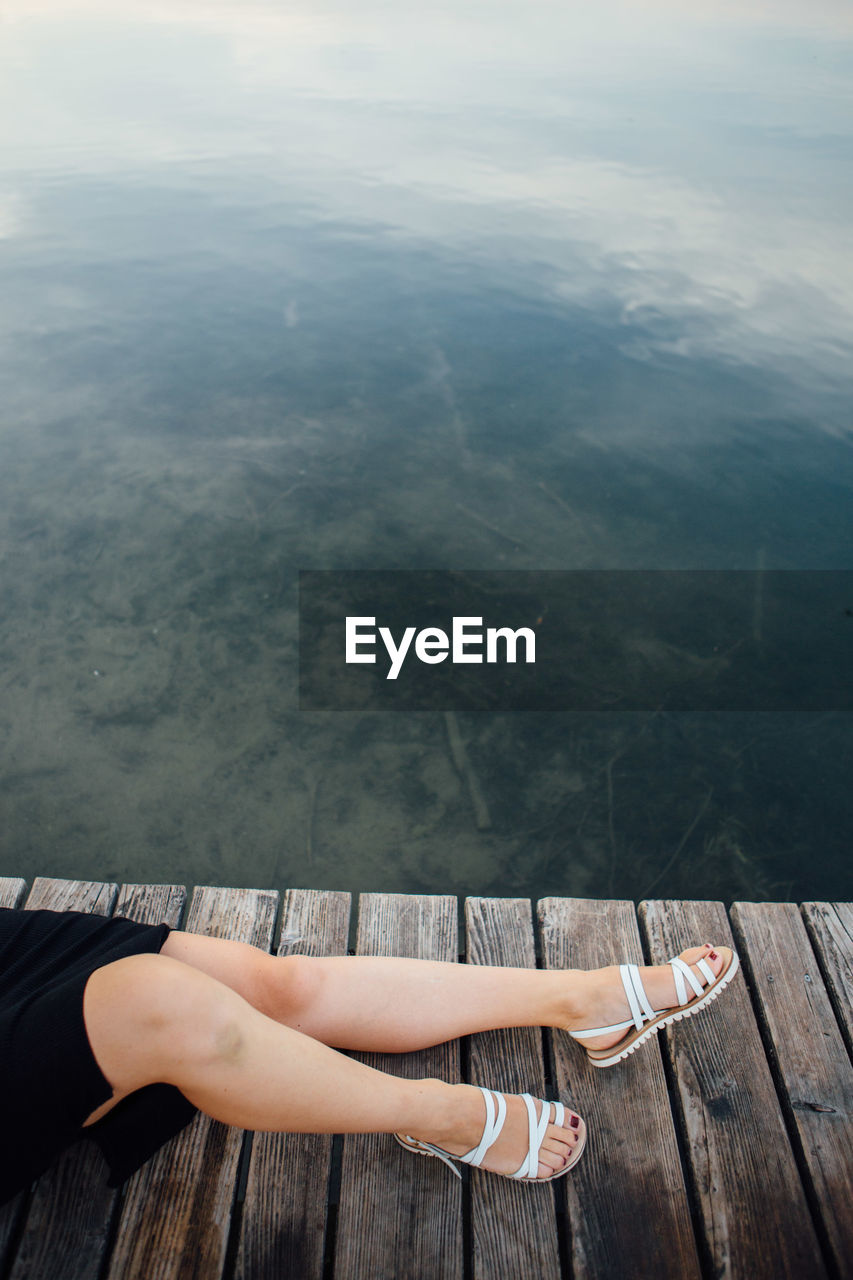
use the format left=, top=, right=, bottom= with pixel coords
left=160, top=932, right=725, bottom=1053
left=82, top=953, right=581, bottom=1179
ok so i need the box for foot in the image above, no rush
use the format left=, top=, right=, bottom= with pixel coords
left=566, top=944, right=727, bottom=1052
left=413, top=1084, right=583, bottom=1180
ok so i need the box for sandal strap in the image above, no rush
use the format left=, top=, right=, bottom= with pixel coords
left=671, top=957, right=689, bottom=1005
left=571, top=1016, right=636, bottom=1039
left=410, top=1139, right=463, bottom=1178
left=460, top=1087, right=507, bottom=1169
left=512, top=1096, right=563, bottom=1180
left=670, top=956, right=705, bottom=1004
left=622, top=963, right=656, bottom=1031
left=572, top=963, right=657, bottom=1040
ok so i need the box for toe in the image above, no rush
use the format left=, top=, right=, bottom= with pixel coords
left=680, top=943, right=712, bottom=965
left=537, top=1116, right=582, bottom=1176
left=541, top=1131, right=574, bottom=1156
left=679, top=943, right=725, bottom=985
left=546, top=1118, right=581, bottom=1152
left=537, top=1149, right=566, bottom=1176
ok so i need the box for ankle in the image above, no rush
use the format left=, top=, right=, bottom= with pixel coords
left=414, top=1081, right=487, bottom=1149
left=407, top=1079, right=465, bottom=1146
left=554, top=968, right=599, bottom=1030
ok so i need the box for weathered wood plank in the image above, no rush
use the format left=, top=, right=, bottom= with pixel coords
left=107, top=886, right=278, bottom=1280
left=334, top=893, right=462, bottom=1280
left=0, top=879, right=30, bottom=1267
left=801, top=903, right=853, bottom=1059
left=465, top=897, right=561, bottom=1280
left=236, top=889, right=352, bottom=1280
left=115, top=882, right=187, bottom=932
left=538, top=898, right=701, bottom=1280
left=0, top=877, right=27, bottom=908
left=25, top=876, right=116, bottom=915
left=730, top=902, right=853, bottom=1278
left=9, top=878, right=118, bottom=1280
left=640, top=899, right=826, bottom=1280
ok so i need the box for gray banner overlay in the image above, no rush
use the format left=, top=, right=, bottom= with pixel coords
left=298, top=571, right=852, bottom=712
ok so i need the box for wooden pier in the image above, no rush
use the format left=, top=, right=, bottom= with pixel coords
left=1, top=876, right=850, bottom=1280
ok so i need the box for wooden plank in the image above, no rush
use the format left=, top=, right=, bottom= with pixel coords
left=730, top=902, right=853, bottom=1278
left=538, top=897, right=701, bottom=1280
left=0, top=877, right=27, bottom=908
left=115, top=882, right=187, bottom=931
left=107, top=886, right=278, bottom=1280
left=8, top=878, right=118, bottom=1280
left=465, top=897, right=560, bottom=1280
left=640, top=899, right=826, bottom=1280
left=334, top=893, right=462, bottom=1280
left=801, top=903, right=853, bottom=1058
left=0, top=878, right=29, bottom=1268
left=25, top=875, right=116, bottom=915
left=235, top=889, right=352, bottom=1280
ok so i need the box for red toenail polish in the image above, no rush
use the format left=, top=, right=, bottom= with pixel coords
left=709, top=950, right=718, bottom=960
left=570, top=1115, right=580, bottom=1129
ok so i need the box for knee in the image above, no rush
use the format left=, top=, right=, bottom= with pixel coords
left=253, top=952, right=323, bottom=1023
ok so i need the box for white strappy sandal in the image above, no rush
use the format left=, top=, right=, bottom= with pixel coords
left=395, top=1085, right=586, bottom=1183
left=570, top=945, right=739, bottom=1068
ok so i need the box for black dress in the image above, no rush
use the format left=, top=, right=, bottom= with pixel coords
left=0, top=907, right=197, bottom=1205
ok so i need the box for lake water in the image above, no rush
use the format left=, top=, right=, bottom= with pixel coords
left=1, top=1, right=851, bottom=906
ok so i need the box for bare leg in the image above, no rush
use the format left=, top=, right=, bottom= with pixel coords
left=160, top=932, right=726, bottom=1053
left=82, top=954, right=581, bottom=1179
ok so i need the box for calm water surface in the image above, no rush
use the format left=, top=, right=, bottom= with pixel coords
left=1, top=1, right=851, bottom=903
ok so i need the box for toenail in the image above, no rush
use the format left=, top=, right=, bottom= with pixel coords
left=570, top=1115, right=580, bottom=1129
left=709, top=950, right=718, bottom=961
